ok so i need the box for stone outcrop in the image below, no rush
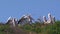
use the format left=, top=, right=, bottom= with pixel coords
left=43, top=13, right=55, bottom=24
left=6, top=16, right=18, bottom=27
left=18, top=14, right=34, bottom=25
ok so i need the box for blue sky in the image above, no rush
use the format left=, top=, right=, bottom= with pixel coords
left=0, top=0, right=60, bottom=22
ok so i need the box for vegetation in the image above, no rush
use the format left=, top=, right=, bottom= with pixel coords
left=20, top=21, right=60, bottom=34
left=0, top=24, right=14, bottom=34
left=0, top=21, right=60, bottom=34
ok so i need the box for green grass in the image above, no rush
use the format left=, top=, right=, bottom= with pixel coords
left=0, top=21, right=60, bottom=34
left=0, top=24, right=14, bottom=34
left=20, top=21, right=60, bottom=34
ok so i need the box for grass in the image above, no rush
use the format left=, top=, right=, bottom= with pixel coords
left=20, top=21, right=60, bottom=34
left=0, top=21, right=60, bottom=34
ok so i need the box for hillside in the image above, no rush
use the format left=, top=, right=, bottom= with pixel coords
left=0, top=21, right=60, bottom=34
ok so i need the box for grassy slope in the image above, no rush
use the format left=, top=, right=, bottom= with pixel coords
left=20, top=21, right=60, bottom=34
left=0, top=21, right=60, bottom=34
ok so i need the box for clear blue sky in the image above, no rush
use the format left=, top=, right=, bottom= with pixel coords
left=0, top=0, right=60, bottom=22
